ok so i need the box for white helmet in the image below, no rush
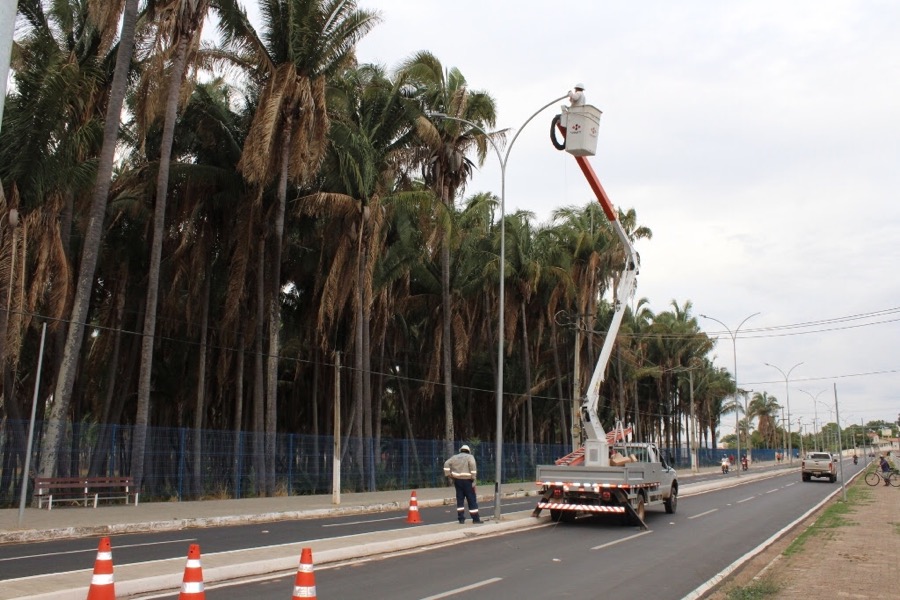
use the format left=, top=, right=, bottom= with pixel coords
left=573, top=82, right=585, bottom=90
left=460, top=445, right=471, bottom=453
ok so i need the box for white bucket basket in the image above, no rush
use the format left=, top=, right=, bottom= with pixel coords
left=565, top=105, right=603, bottom=157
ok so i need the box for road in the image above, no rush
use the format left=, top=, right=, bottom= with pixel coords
left=0, top=460, right=861, bottom=599
left=145, top=463, right=859, bottom=599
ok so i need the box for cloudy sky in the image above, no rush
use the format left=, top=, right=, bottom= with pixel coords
left=253, top=1, right=900, bottom=436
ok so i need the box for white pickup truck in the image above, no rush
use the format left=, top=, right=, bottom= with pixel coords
left=532, top=442, right=678, bottom=528
left=801, top=452, right=837, bottom=482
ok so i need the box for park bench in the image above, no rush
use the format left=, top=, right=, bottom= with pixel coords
left=34, top=476, right=139, bottom=509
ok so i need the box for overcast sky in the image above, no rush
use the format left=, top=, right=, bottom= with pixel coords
left=247, top=1, right=899, bottom=436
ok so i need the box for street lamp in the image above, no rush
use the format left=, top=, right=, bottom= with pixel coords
left=427, top=95, right=566, bottom=521
left=700, top=312, right=759, bottom=476
left=765, top=361, right=803, bottom=463
left=798, top=388, right=826, bottom=451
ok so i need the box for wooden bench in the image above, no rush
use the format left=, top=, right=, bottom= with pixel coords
left=34, top=477, right=139, bottom=509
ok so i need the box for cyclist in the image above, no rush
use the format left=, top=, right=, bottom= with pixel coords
left=879, top=455, right=892, bottom=485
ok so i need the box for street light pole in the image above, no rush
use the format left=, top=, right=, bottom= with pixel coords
left=428, top=95, right=566, bottom=521
left=700, top=312, right=759, bottom=476
left=798, top=388, right=826, bottom=451
left=765, top=361, right=803, bottom=464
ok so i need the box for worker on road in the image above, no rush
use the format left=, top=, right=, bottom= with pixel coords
left=443, top=444, right=482, bottom=524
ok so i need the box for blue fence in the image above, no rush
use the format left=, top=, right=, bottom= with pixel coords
left=0, top=420, right=782, bottom=507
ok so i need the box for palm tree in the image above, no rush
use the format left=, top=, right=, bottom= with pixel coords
left=39, top=0, right=141, bottom=481
left=398, top=51, right=498, bottom=454
left=749, top=391, right=781, bottom=449
left=214, top=0, right=379, bottom=495
left=131, top=0, right=211, bottom=494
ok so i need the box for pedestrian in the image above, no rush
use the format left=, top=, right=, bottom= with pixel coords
left=879, top=455, right=891, bottom=485
left=443, top=444, right=482, bottom=524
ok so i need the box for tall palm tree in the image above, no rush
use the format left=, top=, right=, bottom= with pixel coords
left=39, top=0, right=140, bottom=480
left=131, top=0, right=211, bottom=493
left=398, top=51, right=498, bottom=454
left=214, top=0, right=379, bottom=495
left=749, top=391, right=781, bottom=449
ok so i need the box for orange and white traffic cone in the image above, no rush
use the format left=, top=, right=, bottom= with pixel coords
left=406, top=490, right=422, bottom=524
left=179, top=543, right=205, bottom=599
left=86, top=537, right=115, bottom=600
left=291, top=547, right=317, bottom=599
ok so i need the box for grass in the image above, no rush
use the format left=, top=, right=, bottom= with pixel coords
left=724, top=578, right=780, bottom=600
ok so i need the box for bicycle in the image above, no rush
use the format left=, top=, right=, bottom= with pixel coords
left=865, top=469, right=900, bottom=487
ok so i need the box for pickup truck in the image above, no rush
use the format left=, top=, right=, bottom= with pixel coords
left=532, top=441, right=678, bottom=528
left=801, top=452, right=837, bottom=482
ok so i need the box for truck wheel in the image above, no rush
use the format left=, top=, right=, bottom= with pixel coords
left=802, top=473, right=811, bottom=482
left=550, top=509, right=562, bottom=522
left=664, top=485, right=677, bottom=514
left=830, top=475, right=837, bottom=483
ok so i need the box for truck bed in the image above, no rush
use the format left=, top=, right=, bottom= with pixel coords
left=536, top=463, right=662, bottom=487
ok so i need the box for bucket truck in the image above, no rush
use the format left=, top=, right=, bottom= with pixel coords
left=531, top=100, right=678, bottom=529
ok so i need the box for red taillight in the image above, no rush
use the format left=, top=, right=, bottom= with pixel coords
left=552, top=488, right=562, bottom=498
left=601, top=491, right=611, bottom=501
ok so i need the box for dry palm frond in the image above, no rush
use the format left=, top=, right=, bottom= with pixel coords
left=88, top=0, right=127, bottom=57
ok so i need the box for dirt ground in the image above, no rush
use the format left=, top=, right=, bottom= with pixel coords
left=702, top=475, right=900, bottom=599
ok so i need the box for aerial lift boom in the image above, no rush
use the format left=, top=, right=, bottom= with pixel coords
left=553, top=102, right=639, bottom=466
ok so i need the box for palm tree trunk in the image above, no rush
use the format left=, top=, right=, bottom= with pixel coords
left=441, top=216, right=454, bottom=457
left=38, top=0, right=139, bottom=481
left=132, top=34, right=191, bottom=489
left=192, top=275, right=210, bottom=498
left=253, top=238, right=266, bottom=495
left=232, top=332, right=245, bottom=495
left=521, top=305, right=534, bottom=465
left=264, top=132, right=291, bottom=496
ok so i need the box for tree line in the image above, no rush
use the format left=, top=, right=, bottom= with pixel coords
left=0, top=0, right=788, bottom=501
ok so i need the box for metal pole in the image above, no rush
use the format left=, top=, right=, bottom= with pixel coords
left=18, top=322, right=48, bottom=526
left=834, top=383, right=846, bottom=501
left=700, top=312, right=759, bottom=476
left=765, top=361, right=803, bottom=464
left=0, top=0, right=18, bottom=129
left=427, top=95, right=566, bottom=521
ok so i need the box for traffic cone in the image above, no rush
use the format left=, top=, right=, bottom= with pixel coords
left=179, top=543, right=205, bottom=599
left=406, top=490, right=422, bottom=524
left=291, top=547, right=317, bottom=599
left=86, top=537, right=115, bottom=600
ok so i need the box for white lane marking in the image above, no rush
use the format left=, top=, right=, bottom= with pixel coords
left=419, top=577, right=503, bottom=599
left=591, top=530, right=652, bottom=550
left=0, top=538, right=197, bottom=563
left=766, top=488, right=780, bottom=494
left=322, top=515, right=407, bottom=527
left=688, top=508, right=718, bottom=520
left=736, top=496, right=755, bottom=504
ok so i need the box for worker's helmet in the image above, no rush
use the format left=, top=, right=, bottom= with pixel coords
left=574, top=83, right=585, bottom=90
left=460, top=445, right=471, bottom=453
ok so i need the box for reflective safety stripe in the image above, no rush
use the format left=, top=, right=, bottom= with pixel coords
left=90, top=574, right=115, bottom=585
left=538, top=501, right=625, bottom=514
left=298, top=562, right=314, bottom=573
left=96, top=551, right=112, bottom=561
left=185, top=559, right=202, bottom=568
left=181, top=581, right=205, bottom=593
left=293, top=585, right=317, bottom=597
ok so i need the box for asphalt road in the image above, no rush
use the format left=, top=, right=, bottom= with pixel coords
left=140, top=465, right=858, bottom=599
left=0, top=496, right=536, bottom=580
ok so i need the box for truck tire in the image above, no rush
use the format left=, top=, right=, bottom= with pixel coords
left=802, top=473, right=811, bottom=482
left=664, top=485, right=677, bottom=514
left=830, top=474, right=837, bottom=483
left=550, top=509, right=575, bottom=523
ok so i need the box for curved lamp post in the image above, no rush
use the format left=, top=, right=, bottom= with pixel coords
left=798, top=388, right=826, bottom=451
left=427, top=94, right=566, bottom=521
left=765, top=361, right=803, bottom=463
left=700, top=312, right=759, bottom=476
